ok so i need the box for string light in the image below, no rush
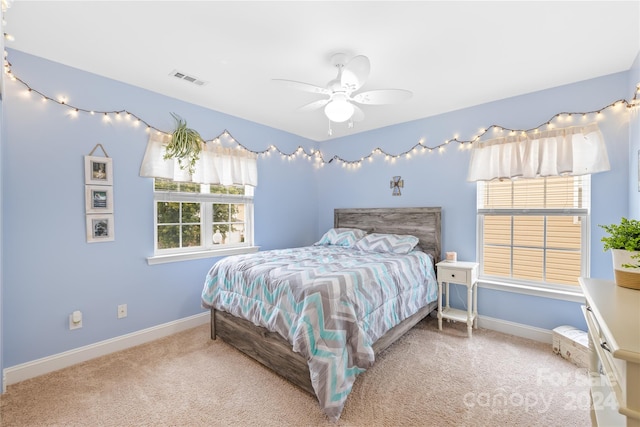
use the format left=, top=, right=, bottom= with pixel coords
left=5, top=60, right=639, bottom=168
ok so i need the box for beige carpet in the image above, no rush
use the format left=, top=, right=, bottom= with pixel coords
left=0, top=316, right=591, bottom=426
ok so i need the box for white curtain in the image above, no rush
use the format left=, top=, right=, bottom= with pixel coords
left=139, top=132, right=258, bottom=186
left=467, top=123, right=610, bottom=182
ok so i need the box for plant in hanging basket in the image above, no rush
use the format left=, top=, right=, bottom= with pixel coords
left=163, top=113, right=203, bottom=175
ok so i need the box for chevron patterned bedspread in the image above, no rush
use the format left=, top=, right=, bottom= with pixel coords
left=201, top=245, right=438, bottom=420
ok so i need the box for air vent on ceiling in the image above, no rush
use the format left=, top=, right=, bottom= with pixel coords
left=169, top=70, right=207, bottom=86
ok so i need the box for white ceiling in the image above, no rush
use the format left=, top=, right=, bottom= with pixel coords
left=4, top=1, right=640, bottom=142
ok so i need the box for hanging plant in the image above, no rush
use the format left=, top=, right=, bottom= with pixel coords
left=163, top=113, right=203, bottom=175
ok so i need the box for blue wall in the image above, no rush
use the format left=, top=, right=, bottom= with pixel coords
left=629, top=52, right=640, bottom=219
left=1, top=50, right=318, bottom=367
left=1, top=47, right=637, bottom=372
left=0, top=48, right=4, bottom=395
left=316, top=70, right=632, bottom=331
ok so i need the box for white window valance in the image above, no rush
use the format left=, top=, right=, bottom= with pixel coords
left=467, top=123, right=610, bottom=182
left=139, top=132, right=258, bottom=187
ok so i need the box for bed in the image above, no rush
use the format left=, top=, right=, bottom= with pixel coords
left=201, top=207, right=441, bottom=420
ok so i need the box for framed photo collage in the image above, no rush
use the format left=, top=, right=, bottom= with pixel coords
left=84, top=144, right=114, bottom=243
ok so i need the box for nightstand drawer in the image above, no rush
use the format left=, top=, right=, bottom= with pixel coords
left=438, top=268, right=469, bottom=284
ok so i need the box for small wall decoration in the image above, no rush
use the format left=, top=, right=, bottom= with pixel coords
left=86, top=214, right=115, bottom=243
left=390, top=176, right=404, bottom=196
left=84, top=144, right=114, bottom=243
left=85, top=185, right=113, bottom=213
left=84, top=156, right=113, bottom=186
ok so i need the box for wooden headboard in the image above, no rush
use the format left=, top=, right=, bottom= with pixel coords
left=334, top=207, right=442, bottom=263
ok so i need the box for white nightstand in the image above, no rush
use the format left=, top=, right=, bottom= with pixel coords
left=436, top=261, right=479, bottom=337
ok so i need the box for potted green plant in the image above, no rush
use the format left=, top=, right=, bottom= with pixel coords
left=163, top=113, right=203, bottom=175
left=599, top=217, right=640, bottom=290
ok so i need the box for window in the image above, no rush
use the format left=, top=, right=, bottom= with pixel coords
left=150, top=178, right=255, bottom=263
left=477, top=175, right=590, bottom=289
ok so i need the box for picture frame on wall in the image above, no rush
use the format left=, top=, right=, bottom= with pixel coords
left=86, top=214, right=115, bottom=243
left=84, top=155, right=113, bottom=186
left=85, top=185, right=113, bottom=213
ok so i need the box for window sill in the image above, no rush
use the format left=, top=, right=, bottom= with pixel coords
left=478, top=278, right=586, bottom=303
left=147, top=246, right=259, bottom=265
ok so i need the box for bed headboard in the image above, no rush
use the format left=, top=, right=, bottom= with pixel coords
left=334, top=207, right=442, bottom=263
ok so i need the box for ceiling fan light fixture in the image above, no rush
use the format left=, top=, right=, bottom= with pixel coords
left=324, top=93, right=354, bottom=123
left=276, top=53, right=412, bottom=131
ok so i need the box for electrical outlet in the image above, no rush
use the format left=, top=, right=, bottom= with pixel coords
left=69, top=310, right=82, bottom=330
left=117, top=304, right=127, bottom=319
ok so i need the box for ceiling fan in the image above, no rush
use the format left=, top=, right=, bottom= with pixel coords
left=273, top=53, right=412, bottom=127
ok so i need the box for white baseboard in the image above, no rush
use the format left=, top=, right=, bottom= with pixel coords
left=478, top=314, right=552, bottom=344
left=2, top=311, right=550, bottom=392
left=3, top=311, right=210, bottom=391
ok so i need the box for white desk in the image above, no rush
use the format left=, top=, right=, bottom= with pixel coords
left=580, top=277, right=640, bottom=427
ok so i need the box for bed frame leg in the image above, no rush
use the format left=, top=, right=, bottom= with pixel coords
left=210, top=308, right=216, bottom=340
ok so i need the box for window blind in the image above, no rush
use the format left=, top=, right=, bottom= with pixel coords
left=477, top=175, right=589, bottom=287
left=478, top=175, right=589, bottom=212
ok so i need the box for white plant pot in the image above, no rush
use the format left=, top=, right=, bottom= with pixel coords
left=611, top=249, right=640, bottom=290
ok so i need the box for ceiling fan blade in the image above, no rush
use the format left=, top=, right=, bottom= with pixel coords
left=351, top=89, right=413, bottom=105
left=272, top=79, right=331, bottom=95
left=297, top=98, right=330, bottom=112
left=341, top=55, right=370, bottom=92
left=351, top=104, right=365, bottom=122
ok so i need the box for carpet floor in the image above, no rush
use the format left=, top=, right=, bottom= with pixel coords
left=0, top=316, right=591, bottom=426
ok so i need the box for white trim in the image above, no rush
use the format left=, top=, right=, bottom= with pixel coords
left=1, top=309, right=554, bottom=392
left=147, top=245, right=259, bottom=265
left=477, top=314, right=553, bottom=344
left=2, top=312, right=210, bottom=390
left=479, top=279, right=586, bottom=303
left=152, top=182, right=255, bottom=257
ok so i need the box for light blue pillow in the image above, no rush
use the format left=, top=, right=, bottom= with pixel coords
left=314, top=228, right=367, bottom=248
left=354, top=233, right=419, bottom=254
